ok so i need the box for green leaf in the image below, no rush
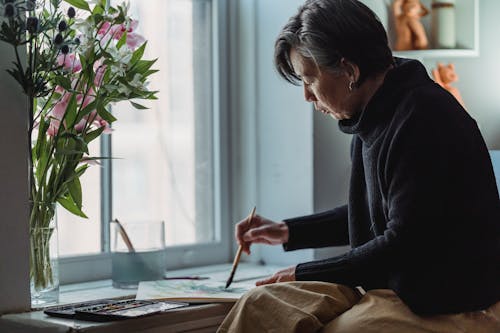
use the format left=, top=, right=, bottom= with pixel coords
left=34, top=117, right=49, bottom=160
left=97, top=105, right=117, bottom=123
left=64, top=0, right=91, bottom=11
left=55, top=76, right=72, bottom=91
left=84, top=126, right=105, bottom=143
left=81, top=156, right=116, bottom=161
left=75, top=164, right=89, bottom=175
left=144, top=69, right=160, bottom=77
left=131, top=59, right=157, bottom=75
left=92, top=13, right=104, bottom=25
left=75, top=100, right=96, bottom=124
left=130, top=42, right=147, bottom=65
left=55, top=148, right=87, bottom=157
left=64, top=94, right=78, bottom=127
left=58, top=196, right=88, bottom=218
left=92, top=4, right=104, bottom=16
left=130, top=101, right=148, bottom=110
left=35, top=148, right=49, bottom=182
left=67, top=176, right=83, bottom=209
left=116, top=31, right=127, bottom=50
left=57, top=133, right=89, bottom=155
left=79, top=53, right=88, bottom=70
left=73, top=135, right=89, bottom=154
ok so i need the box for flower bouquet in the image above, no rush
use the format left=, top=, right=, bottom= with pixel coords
left=0, top=0, right=157, bottom=305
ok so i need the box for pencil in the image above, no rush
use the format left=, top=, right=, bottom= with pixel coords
left=225, top=206, right=256, bottom=289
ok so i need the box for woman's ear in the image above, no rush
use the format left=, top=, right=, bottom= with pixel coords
left=340, top=58, right=360, bottom=85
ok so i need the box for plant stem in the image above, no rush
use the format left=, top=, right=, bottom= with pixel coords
left=30, top=202, right=56, bottom=291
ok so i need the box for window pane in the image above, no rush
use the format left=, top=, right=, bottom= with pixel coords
left=112, top=0, right=216, bottom=246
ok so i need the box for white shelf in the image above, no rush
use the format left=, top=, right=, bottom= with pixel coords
left=361, top=0, right=479, bottom=59
left=393, top=48, right=478, bottom=59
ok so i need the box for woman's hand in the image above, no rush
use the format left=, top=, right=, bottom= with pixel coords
left=236, top=214, right=289, bottom=255
left=256, top=266, right=296, bottom=286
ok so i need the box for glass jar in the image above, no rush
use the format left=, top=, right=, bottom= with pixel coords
left=30, top=202, right=59, bottom=307
left=431, top=0, right=456, bottom=48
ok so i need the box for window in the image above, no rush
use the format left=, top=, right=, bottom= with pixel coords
left=112, top=0, right=216, bottom=246
left=58, top=0, right=230, bottom=284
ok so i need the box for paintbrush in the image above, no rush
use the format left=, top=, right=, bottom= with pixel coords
left=225, top=206, right=256, bottom=289
left=111, top=219, right=135, bottom=252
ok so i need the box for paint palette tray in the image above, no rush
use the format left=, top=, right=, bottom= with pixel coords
left=44, top=298, right=189, bottom=322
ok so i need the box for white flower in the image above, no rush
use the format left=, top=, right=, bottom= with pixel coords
left=107, top=43, right=133, bottom=77
left=110, top=64, right=126, bottom=77
left=129, top=74, right=144, bottom=89
left=73, top=19, right=95, bottom=54
left=117, top=83, right=131, bottom=96
left=109, top=44, right=133, bottom=64
left=74, top=19, right=92, bottom=35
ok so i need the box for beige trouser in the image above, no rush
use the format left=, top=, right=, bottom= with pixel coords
left=217, top=282, right=500, bottom=333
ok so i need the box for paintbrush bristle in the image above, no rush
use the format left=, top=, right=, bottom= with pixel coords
left=225, top=273, right=235, bottom=289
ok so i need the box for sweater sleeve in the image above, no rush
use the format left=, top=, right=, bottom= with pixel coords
left=282, top=205, right=349, bottom=250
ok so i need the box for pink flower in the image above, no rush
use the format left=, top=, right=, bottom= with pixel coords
left=57, top=54, right=82, bottom=72
left=52, top=100, right=67, bottom=119
left=125, top=32, right=145, bottom=50
left=55, top=85, right=65, bottom=94
left=98, top=20, right=145, bottom=50
left=97, top=21, right=110, bottom=35
left=74, top=118, right=87, bottom=133
left=98, top=21, right=119, bottom=38
left=46, top=88, right=99, bottom=135
left=46, top=97, right=68, bottom=136
left=76, top=89, right=95, bottom=109
left=47, top=118, right=61, bottom=137
left=124, top=20, right=139, bottom=35
left=99, top=119, right=113, bottom=134
left=94, top=64, right=107, bottom=87
left=74, top=109, right=113, bottom=134
left=121, top=20, right=145, bottom=49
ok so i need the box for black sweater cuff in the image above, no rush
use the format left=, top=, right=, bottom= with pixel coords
left=295, top=254, right=359, bottom=287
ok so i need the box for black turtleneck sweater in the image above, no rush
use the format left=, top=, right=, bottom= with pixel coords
left=283, top=58, right=500, bottom=315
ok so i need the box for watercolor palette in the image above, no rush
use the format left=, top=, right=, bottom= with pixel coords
left=44, top=298, right=189, bottom=322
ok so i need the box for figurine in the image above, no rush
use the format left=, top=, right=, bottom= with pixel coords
left=432, top=62, right=465, bottom=108
left=393, top=0, right=429, bottom=51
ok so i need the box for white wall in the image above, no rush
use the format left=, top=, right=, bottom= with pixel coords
left=0, top=42, right=30, bottom=313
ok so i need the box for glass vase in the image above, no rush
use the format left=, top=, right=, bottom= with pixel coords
left=29, top=202, right=59, bottom=307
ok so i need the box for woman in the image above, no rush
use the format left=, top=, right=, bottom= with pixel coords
left=218, top=0, right=500, bottom=332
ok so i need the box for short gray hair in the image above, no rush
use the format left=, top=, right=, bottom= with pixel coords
left=275, top=0, right=393, bottom=86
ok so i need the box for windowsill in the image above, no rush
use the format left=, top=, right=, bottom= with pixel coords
left=0, top=263, right=282, bottom=333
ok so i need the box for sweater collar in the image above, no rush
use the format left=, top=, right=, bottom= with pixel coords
left=338, top=58, right=432, bottom=140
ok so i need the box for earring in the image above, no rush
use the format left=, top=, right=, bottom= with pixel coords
left=348, top=81, right=355, bottom=92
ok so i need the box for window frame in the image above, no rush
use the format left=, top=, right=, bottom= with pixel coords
left=58, top=0, right=231, bottom=285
